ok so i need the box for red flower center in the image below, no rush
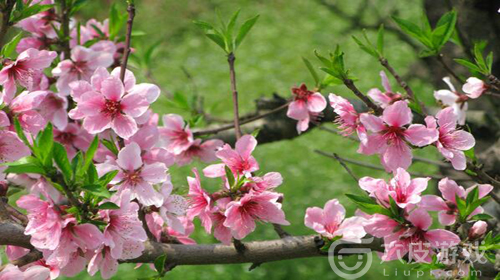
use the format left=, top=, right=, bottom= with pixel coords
left=124, top=170, right=142, bottom=185
left=102, top=99, right=122, bottom=118
left=292, top=84, right=313, bottom=101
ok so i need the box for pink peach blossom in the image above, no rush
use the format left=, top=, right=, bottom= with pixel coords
left=367, top=71, right=403, bottom=108
left=434, top=77, right=468, bottom=125
left=359, top=168, right=430, bottom=208
left=468, top=221, right=487, bottom=239
left=159, top=181, right=188, bottom=234
left=213, top=134, right=259, bottom=176
left=305, top=199, right=366, bottom=242
left=0, top=48, right=56, bottom=104
left=425, top=107, right=475, bottom=170
left=462, top=77, right=487, bottom=99
left=287, top=84, right=327, bottom=133
left=38, top=92, right=68, bottom=130
left=8, top=90, right=48, bottom=134
left=175, top=139, right=224, bottom=166
left=159, top=114, right=194, bottom=155
left=52, top=46, right=113, bottom=95
left=0, top=131, right=31, bottom=164
left=186, top=168, right=213, bottom=232
left=359, top=101, right=439, bottom=172
left=420, top=178, right=493, bottom=225
left=382, top=209, right=460, bottom=263
left=53, top=123, right=93, bottom=159
left=224, top=191, right=289, bottom=240
left=97, top=142, right=166, bottom=207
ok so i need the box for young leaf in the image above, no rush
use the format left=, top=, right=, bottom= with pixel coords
left=235, top=15, right=259, bottom=49
left=377, top=24, right=384, bottom=56
left=81, top=184, right=111, bottom=198
left=1, top=33, right=23, bottom=57
left=13, top=118, right=31, bottom=148
left=101, top=139, right=119, bottom=155
left=345, top=194, right=392, bottom=216
left=302, top=57, right=320, bottom=87
left=53, top=142, right=73, bottom=183
left=98, top=202, right=120, bottom=210
left=454, top=59, right=481, bottom=73
left=392, top=16, right=433, bottom=49
left=205, top=33, right=227, bottom=52
left=470, top=213, right=493, bottom=221
left=83, top=136, right=99, bottom=173
left=35, top=123, right=54, bottom=166
left=99, top=170, right=119, bottom=186
left=4, top=162, right=45, bottom=174
left=154, top=254, right=167, bottom=276
left=431, top=10, right=457, bottom=49
left=352, top=35, right=378, bottom=58
left=10, top=4, right=53, bottom=23
left=225, top=165, right=235, bottom=189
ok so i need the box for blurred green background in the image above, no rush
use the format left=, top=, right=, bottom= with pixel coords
left=68, top=0, right=441, bottom=279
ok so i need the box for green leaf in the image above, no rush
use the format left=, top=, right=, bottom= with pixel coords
left=70, top=0, right=88, bottom=16
left=99, top=170, right=119, bottom=186
left=109, top=3, right=127, bottom=40
left=345, top=194, right=392, bottom=216
left=352, top=35, right=378, bottom=58
left=154, top=254, right=167, bottom=276
left=470, top=213, right=493, bottom=221
left=235, top=15, right=259, bottom=49
left=53, top=143, right=72, bottom=183
left=81, top=184, right=111, bottom=198
left=11, top=4, right=53, bottom=23
left=13, top=117, right=31, bottom=148
left=392, top=16, right=433, bottom=49
left=431, top=10, right=457, bottom=49
left=205, top=33, right=227, bottom=51
left=98, top=202, right=120, bottom=210
left=455, top=195, right=467, bottom=220
left=465, top=185, right=479, bottom=206
left=226, top=9, right=240, bottom=51
left=486, top=51, right=494, bottom=73
left=193, top=20, right=214, bottom=31
left=302, top=57, right=320, bottom=87
left=468, top=196, right=490, bottom=216
left=35, top=123, right=54, bottom=166
left=388, top=196, right=400, bottom=217
left=83, top=136, right=99, bottom=174
left=454, top=58, right=481, bottom=73
left=4, top=163, right=45, bottom=174
left=1, top=33, right=23, bottom=57
left=473, top=43, right=487, bottom=73
left=225, top=165, right=235, bottom=189
left=101, top=139, right=119, bottom=155
left=377, top=24, right=384, bottom=56
left=87, top=163, right=98, bottom=184
left=71, top=151, right=83, bottom=178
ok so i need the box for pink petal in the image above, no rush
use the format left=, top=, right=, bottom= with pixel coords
left=323, top=199, right=345, bottom=228
left=121, top=93, right=149, bottom=117
left=82, top=114, right=112, bottom=134
left=117, top=142, right=143, bottom=171
left=111, top=114, right=138, bottom=139
left=438, top=178, right=465, bottom=202
left=381, top=140, right=412, bottom=172
left=419, top=195, right=447, bottom=211
left=382, top=100, right=412, bottom=127
left=306, top=92, right=327, bottom=112
left=134, top=181, right=164, bottom=207
left=101, top=77, right=124, bottom=101
left=425, top=229, right=460, bottom=248
left=448, top=130, right=475, bottom=150
left=404, top=124, right=438, bottom=147
left=359, top=113, right=385, bottom=132
left=235, top=135, right=257, bottom=159
left=407, top=209, right=432, bottom=230
left=141, top=162, right=168, bottom=183
left=286, top=99, right=309, bottom=120
left=436, top=107, right=457, bottom=134
left=129, top=83, right=160, bottom=103
left=438, top=211, right=456, bottom=226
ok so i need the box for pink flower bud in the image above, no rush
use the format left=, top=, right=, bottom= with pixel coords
left=469, top=221, right=487, bottom=239
left=462, top=77, right=487, bottom=99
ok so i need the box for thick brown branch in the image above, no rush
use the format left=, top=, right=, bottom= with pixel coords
left=0, top=222, right=33, bottom=249
left=120, top=2, right=136, bottom=82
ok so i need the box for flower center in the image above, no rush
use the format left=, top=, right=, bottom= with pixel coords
left=292, top=84, right=313, bottom=101
left=124, top=170, right=142, bottom=185
left=71, top=61, right=88, bottom=74
left=102, top=99, right=122, bottom=118
left=56, top=132, right=75, bottom=144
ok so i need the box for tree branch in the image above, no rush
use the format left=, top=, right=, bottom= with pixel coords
left=343, top=79, right=382, bottom=114
left=227, top=52, right=242, bottom=140
left=120, top=1, right=136, bottom=82
left=57, top=0, right=71, bottom=59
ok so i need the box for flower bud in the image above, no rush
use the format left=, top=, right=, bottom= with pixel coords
left=468, top=221, right=487, bottom=239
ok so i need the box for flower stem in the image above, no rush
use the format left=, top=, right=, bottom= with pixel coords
left=227, top=52, right=242, bottom=140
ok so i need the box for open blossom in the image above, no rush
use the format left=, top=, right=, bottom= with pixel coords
left=7, top=90, right=48, bottom=134
left=158, top=181, right=189, bottom=234
left=175, top=138, right=224, bottom=166
left=367, top=71, right=403, bottom=108
left=38, top=92, right=68, bottom=130
left=224, top=191, right=289, bottom=240
left=0, top=48, right=56, bottom=104
left=159, top=114, right=194, bottom=154
left=425, top=107, right=475, bottom=170
left=97, top=142, right=167, bottom=207
left=434, top=77, right=468, bottom=125
left=0, top=264, right=51, bottom=280
left=420, top=178, right=493, bottom=225
left=204, top=135, right=258, bottom=177
left=52, top=46, right=113, bottom=95
left=70, top=75, right=149, bottom=139
left=305, top=199, right=366, bottom=242
left=127, top=124, right=175, bottom=167
left=287, top=84, right=327, bottom=133
left=328, top=94, right=367, bottom=145
left=54, top=123, right=93, bottom=159
left=360, top=101, right=438, bottom=172
left=0, top=131, right=31, bottom=165
left=381, top=209, right=460, bottom=263
left=462, top=77, right=487, bottom=99
left=186, top=168, right=213, bottom=232
left=359, top=168, right=429, bottom=208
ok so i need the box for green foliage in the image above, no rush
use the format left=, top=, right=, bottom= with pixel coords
left=345, top=194, right=391, bottom=217
left=392, top=10, right=456, bottom=57
left=455, top=187, right=490, bottom=222
left=109, top=3, right=128, bottom=40
left=351, top=25, right=385, bottom=59
left=1, top=33, right=22, bottom=57
left=154, top=254, right=168, bottom=277
left=194, top=10, right=259, bottom=54
left=315, top=46, right=352, bottom=81
left=454, top=42, right=494, bottom=75
left=10, top=3, right=53, bottom=23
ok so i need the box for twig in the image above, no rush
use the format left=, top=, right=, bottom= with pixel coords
left=120, top=1, right=136, bottom=82
left=314, top=150, right=444, bottom=180
left=343, top=79, right=382, bottom=114
left=332, top=153, right=359, bottom=181
left=138, top=207, right=155, bottom=241
left=0, top=0, right=15, bottom=49
left=437, top=54, right=464, bottom=84
left=379, top=58, right=427, bottom=114
left=227, top=52, right=242, bottom=140
left=193, top=102, right=290, bottom=136
left=57, top=0, right=71, bottom=59
left=272, top=224, right=291, bottom=239
left=5, top=204, right=28, bottom=226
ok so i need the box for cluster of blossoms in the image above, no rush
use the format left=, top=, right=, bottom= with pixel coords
left=186, top=135, right=289, bottom=243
